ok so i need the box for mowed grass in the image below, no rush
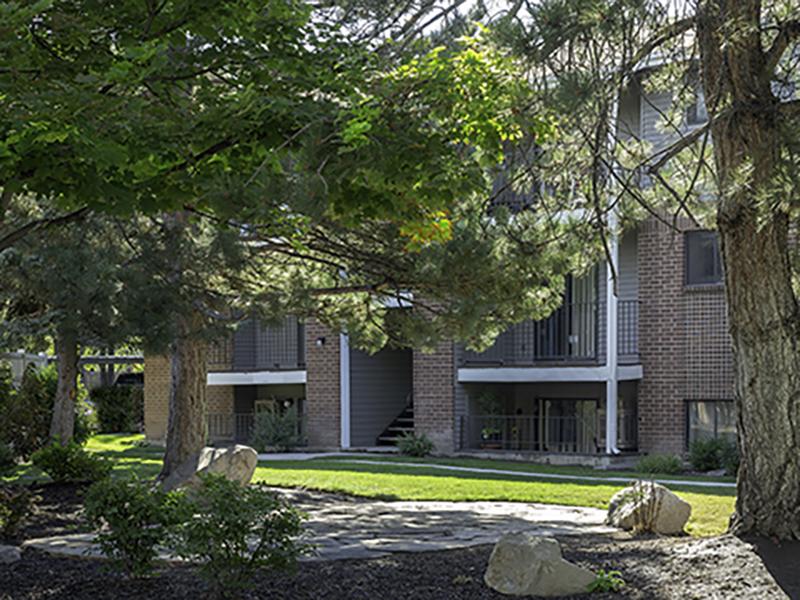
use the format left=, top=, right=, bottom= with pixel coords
left=4, top=434, right=735, bottom=537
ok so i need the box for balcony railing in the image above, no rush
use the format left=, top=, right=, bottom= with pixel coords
left=208, top=317, right=305, bottom=372
left=461, top=302, right=599, bottom=365
left=460, top=414, right=601, bottom=454
left=618, top=299, right=639, bottom=359
left=207, top=412, right=306, bottom=446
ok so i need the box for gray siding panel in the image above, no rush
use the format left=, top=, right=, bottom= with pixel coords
left=349, top=347, right=412, bottom=447
left=619, top=230, right=639, bottom=300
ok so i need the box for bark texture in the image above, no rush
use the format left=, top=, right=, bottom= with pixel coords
left=699, top=0, right=800, bottom=539
left=159, top=309, right=209, bottom=480
left=49, top=332, right=78, bottom=444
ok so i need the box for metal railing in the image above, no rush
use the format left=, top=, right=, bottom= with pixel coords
left=207, top=412, right=306, bottom=446
left=208, top=317, right=305, bottom=372
left=461, top=302, right=599, bottom=365
left=618, top=299, right=639, bottom=359
left=459, top=414, right=601, bottom=454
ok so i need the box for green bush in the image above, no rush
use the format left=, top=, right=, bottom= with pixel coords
left=174, top=474, right=308, bottom=599
left=32, top=441, right=113, bottom=483
left=635, top=453, right=683, bottom=475
left=588, top=569, right=626, bottom=593
left=250, top=404, right=304, bottom=452
left=85, top=476, right=191, bottom=578
left=397, top=432, right=435, bottom=457
left=688, top=437, right=738, bottom=474
left=0, top=485, right=33, bottom=539
left=92, top=385, right=143, bottom=434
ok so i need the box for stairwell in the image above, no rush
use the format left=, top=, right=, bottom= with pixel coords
left=376, top=403, right=414, bottom=446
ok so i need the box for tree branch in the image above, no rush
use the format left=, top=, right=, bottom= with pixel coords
left=0, top=207, right=90, bottom=252
left=764, top=19, right=800, bottom=75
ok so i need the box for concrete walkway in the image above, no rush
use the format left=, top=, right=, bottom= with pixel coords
left=23, top=489, right=615, bottom=562
left=257, top=454, right=737, bottom=489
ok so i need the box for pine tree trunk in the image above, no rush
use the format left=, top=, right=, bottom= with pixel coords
left=159, top=309, right=208, bottom=480
left=50, top=332, right=78, bottom=444
left=696, top=0, right=800, bottom=540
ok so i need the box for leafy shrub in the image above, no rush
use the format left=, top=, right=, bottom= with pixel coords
left=32, top=441, right=113, bottom=483
left=688, top=437, right=739, bottom=474
left=0, top=485, right=33, bottom=539
left=85, top=476, right=190, bottom=578
left=635, top=454, right=683, bottom=475
left=251, top=404, right=304, bottom=452
left=0, top=442, right=16, bottom=476
left=397, top=432, right=435, bottom=457
left=174, top=474, right=308, bottom=598
left=91, top=385, right=143, bottom=434
left=588, top=569, right=626, bottom=593
left=0, top=364, right=55, bottom=460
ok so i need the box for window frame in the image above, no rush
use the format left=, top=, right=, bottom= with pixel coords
left=685, top=230, right=723, bottom=287
left=685, top=399, right=736, bottom=448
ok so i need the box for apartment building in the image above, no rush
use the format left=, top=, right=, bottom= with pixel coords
left=144, top=79, right=735, bottom=463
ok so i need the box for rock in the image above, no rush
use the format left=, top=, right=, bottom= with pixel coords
left=607, top=481, right=691, bottom=535
left=0, top=545, right=21, bottom=565
left=484, top=533, right=595, bottom=597
left=161, top=445, right=258, bottom=492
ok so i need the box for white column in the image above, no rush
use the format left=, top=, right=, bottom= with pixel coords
left=339, top=333, right=351, bottom=449
left=605, top=211, right=620, bottom=455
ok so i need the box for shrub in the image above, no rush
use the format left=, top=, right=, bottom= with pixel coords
left=174, top=474, right=308, bottom=599
left=0, top=364, right=55, bottom=460
left=635, top=453, right=683, bottom=475
left=720, top=440, right=740, bottom=476
left=85, top=477, right=190, bottom=578
left=688, top=438, right=724, bottom=472
left=397, top=432, right=435, bottom=457
left=92, top=385, right=144, bottom=434
left=250, top=404, right=304, bottom=452
left=589, top=569, right=626, bottom=593
left=32, top=441, right=113, bottom=483
left=0, top=485, right=33, bottom=539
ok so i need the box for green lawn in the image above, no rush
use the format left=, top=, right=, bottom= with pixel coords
left=4, top=434, right=736, bottom=537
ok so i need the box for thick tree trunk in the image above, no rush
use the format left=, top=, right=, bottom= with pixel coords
left=697, top=0, right=800, bottom=540
left=50, top=332, right=79, bottom=444
left=159, top=309, right=209, bottom=480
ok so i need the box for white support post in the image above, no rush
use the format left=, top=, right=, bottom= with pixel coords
left=605, top=212, right=621, bottom=455
left=339, top=334, right=351, bottom=449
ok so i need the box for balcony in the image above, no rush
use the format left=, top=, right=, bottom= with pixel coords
left=208, top=317, right=305, bottom=372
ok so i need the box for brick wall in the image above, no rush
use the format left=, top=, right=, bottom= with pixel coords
left=413, top=342, right=456, bottom=453
left=143, top=355, right=170, bottom=443
left=637, top=216, right=734, bottom=454
left=304, top=321, right=341, bottom=448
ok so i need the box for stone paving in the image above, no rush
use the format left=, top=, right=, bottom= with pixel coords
left=23, top=488, right=615, bottom=562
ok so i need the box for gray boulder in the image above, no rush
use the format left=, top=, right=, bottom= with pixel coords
left=607, top=480, right=691, bottom=535
left=0, top=545, right=21, bottom=565
left=484, top=533, right=595, bottom=597
left=161, top=445, right=258, bottom=492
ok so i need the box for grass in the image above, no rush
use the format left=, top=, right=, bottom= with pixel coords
left=3, top=434, right=736, bottom=537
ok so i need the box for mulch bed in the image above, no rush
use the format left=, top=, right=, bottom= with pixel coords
left=1, top=482, right=796, bottom=600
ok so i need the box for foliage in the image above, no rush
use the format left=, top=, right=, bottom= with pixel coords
left=85, top=476, right=190, bottom=578
left=0, top=485, right=33, bottom=539
left=92, top=386, right=144, bottom=434
left=251, top=404, right=304, bottom=453
left=688, top=438, right=739, bottom=476
left=0, top=364, right=56, bottom=460
left=0, top=442, right=15, bottom=476
left=635, top=454, right=683, bottom=475
left=31, top=441, right=113, bottom=483
left=174, top=475, right=308, bottom=599
left=588, top=569, right=626, bottom=593
left=397, top=432, right=435, bottom=457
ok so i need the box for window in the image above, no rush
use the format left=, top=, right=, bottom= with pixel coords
left=686, top=87, right=708, bottom=125
left=685, top=230, right=723, bottom=286
left=686, top=400, right=736, bottom=446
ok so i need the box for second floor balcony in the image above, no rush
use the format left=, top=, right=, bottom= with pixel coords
left=208, top=316, right=306, bottom=372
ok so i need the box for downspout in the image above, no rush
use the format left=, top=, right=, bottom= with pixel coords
left=605, top=96, right=621, bottom=455
left=339, top=333, right=351, bottom=449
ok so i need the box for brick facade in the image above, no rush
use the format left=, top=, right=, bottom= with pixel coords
left=413, top=342, right=456, bottom=453
left=637, top=216, right=734, bottom=454
left=303, top=321, right=341, bottom=448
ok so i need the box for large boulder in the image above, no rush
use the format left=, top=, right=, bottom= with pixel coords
left=607, top=481, right=691, bottom=535
left=161, top=445, right=258, bottom=492
left=0, top=545, right=21, bottom=564
left=484, top=533, right=595, bottom=597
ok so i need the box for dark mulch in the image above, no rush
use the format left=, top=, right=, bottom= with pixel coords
left=10, top=482, right=88, bottom=543
left=0, top=482, right=795, bottom=600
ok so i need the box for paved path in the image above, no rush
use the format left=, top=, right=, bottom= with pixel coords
left=23, top=489, right=614, bottom=562
left=258, top=454, right=737, bottom=489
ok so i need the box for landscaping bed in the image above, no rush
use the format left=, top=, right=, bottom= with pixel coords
left=1, top=481, right=795, bottom=600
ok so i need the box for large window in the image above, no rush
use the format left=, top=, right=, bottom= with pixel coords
left=685, top=230, right=723, bottom=286
left=686, top=400, right=736, bottom=446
